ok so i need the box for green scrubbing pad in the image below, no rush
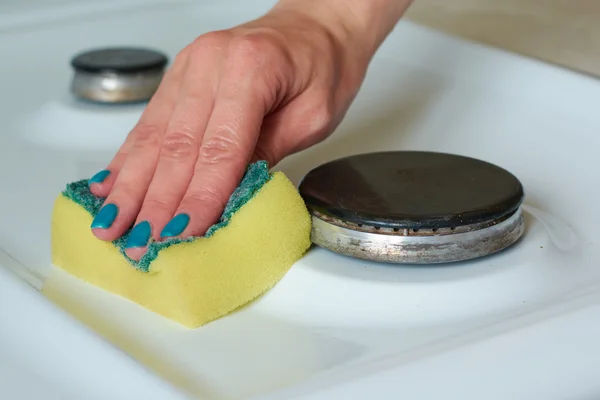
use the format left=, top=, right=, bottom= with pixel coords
left=62, top=161, right=272, bottom=272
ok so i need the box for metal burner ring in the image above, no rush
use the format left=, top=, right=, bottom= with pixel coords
left=71, top=69, right=165, bottom=103
left=310, top=207, right=525, bottom=264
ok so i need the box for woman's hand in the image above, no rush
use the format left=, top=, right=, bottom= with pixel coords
left=88, top=0, right=412, bottom=260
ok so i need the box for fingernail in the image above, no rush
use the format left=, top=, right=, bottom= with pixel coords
left=90, top=203, right=118, bottom=229
left=160, top=213, right=190, bottom=238
left=88, top=170, right=111, bottom=185
left=125, top=221, right=152, bottom=248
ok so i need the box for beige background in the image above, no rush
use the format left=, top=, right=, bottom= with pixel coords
left=405, top=0, right=600, bottom=78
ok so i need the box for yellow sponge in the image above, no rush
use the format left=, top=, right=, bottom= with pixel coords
left=49, top=162, right=311, bottom=328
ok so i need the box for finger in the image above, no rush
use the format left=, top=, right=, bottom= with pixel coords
left=163, top=76, right=267, bottom=239
left=91, top=53, right=189, bottom=241
left=251, top=99, right=333, bottom=166
left=89, top=57, right=184, bottom=199
left=251, top=114, right=288, bottom=166
left=124, top=63, right=218, bottom=259
left=88, top=131, right=135, bottom=198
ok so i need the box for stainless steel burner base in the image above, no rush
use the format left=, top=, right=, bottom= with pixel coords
left=71, top=69, right=164, bottom=103
left=311, top=207, right=525, bottom=264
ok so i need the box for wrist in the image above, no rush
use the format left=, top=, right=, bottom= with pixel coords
left=271, top=0, right=413, bottom=59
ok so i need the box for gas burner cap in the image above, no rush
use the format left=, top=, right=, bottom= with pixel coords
left=298, top=151, right=526, bottom=264
left=70, top=47, right=169, bottom=103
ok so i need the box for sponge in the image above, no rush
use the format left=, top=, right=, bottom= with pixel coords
left=49, top=161, right=312, bottom=328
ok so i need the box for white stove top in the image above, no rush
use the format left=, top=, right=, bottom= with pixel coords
left=1, top=1, right=600, bottom=399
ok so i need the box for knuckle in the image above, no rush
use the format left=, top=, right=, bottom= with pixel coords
left=199, top=132, right=241, bottom=164
left=173, top=45, right=192, bottom=64
left=229, top=33, right=277, bottom=64
left=160, top=130, right=198, bottom=161
left=132, top=123, right=161, bottom=148
left=193, top=30, right=231, bottom=50
left=106, top=187, right=134, bottom=209
left=184, top=187, right=226, bottom=211
left=308, top=101, right=335, bottom=135
left=141, top=197, right=171, bottom=213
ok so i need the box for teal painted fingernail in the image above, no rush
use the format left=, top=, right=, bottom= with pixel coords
left=125, top=221, right=152, bottom=249
left=90, top=203, right=118, bottom=229
left=160, top=213, right=189, bottom=238
left=88, top=170, right=110, bottom=185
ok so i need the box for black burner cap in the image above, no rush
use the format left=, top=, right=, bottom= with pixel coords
left=71, top=47, right=169, bottom=74
left=299, top=151, right=525, bottom=229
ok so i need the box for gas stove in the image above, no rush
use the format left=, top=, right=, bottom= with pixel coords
left=1, top=1, right=600, bottom=400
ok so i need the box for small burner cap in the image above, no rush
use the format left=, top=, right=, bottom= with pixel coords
left=299, top=151, right=526, bottom=264
left=71, top=47, right=168, bottom=74
left=69, top=47, right=169, bottom=103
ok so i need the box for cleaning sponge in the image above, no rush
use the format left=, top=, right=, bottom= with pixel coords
left=49, top=161, right=312, bottom=328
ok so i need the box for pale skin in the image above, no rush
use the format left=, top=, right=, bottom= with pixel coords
left=89, top=0, right=414, bottom=260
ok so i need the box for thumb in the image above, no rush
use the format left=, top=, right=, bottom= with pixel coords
left=251, top=108, right=333, bottom=167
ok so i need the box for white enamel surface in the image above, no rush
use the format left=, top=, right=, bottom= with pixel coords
left=1, top=1, right=600, bottom=399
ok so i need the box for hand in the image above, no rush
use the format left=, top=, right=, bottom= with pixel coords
left=88, top=0, right=411, bottom=261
